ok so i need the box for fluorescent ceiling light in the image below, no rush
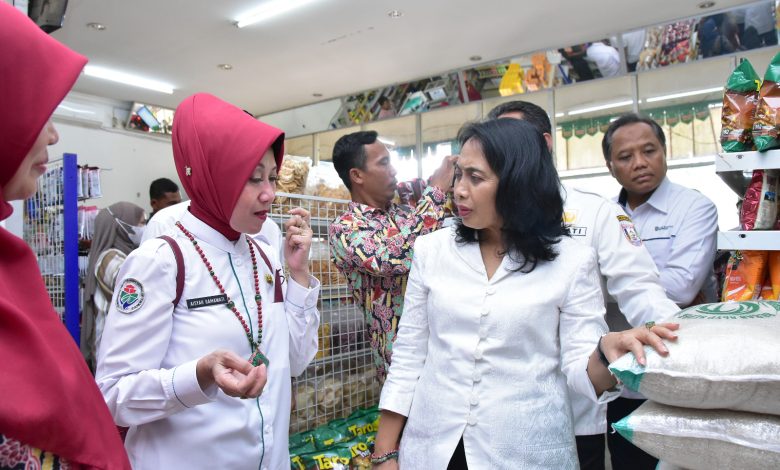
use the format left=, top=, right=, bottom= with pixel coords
left=645, top=86, right=723, bottom=103
left=378, top=137, right=396, bottom=146
left=554, top=112, right=564, bottom=118
left=567, top=100, right=634, bottom=116
left=83, top=65, right=174, bottom=94
left=56, top=104, right=95, bottom=114
left=235, top=0, right=319, bottom=28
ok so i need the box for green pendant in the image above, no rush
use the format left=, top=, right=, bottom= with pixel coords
left=250, top=349, right=269, bottom=367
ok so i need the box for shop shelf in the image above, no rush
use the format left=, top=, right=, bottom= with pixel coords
left=715, top=150, right=780, bottom=173
left=717, top=230, right=780, bottom=251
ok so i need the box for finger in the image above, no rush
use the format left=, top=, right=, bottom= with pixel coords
left=640, top=329, right=669, bottom=359
left=658, top=322, right=680, bottom=331
left=288, top=207, right=311, bottom=224
left=288, top=234, right=311, bottom=249
left=650, top=325, right=678, bottom=341
left=626, top=336, right=648, bottom=366
left=218, top=351, right=254, bottom=375
left=214, top=371, right=244, bottom=397
left=246, top=365, right=268, bottom=397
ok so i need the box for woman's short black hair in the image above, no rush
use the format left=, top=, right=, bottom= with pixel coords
left=455, top=118, right=566, bottom=272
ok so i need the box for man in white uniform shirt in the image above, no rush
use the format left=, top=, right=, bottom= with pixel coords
left=489, top=101, right=680, bottom=470
left=603, top=113, right=718, bottom=469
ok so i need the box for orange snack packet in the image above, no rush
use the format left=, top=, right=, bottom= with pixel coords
left=722, top=250, right=769, bottom=301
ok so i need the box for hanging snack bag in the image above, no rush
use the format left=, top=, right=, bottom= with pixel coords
left=754, top=51, right=780, bottom=152
left=740, top=169, right=779, bottom=230
left=721, top=59, right=761, bottom=152
left=763, top=251, right=780, bottom=301
left=722, top=250, right=769, bottom=301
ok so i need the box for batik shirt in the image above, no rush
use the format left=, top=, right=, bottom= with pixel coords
left=329, top=186, right=447, bottom=382
left=0, top=435, right=69, bottom=470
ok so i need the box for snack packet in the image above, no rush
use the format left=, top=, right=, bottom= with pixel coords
left=722, top=250, right=769, bottom=301
left=721, top=59, right=761, bottom=152
left=753, top=50, right=780, bottom=152
left=740, top=169, right=779, bottom=230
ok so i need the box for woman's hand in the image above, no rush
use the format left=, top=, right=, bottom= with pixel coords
left=283, top=207, right=312, bottom=286
left=373, top=460, right=399, bottom=470
left=601, top=322, right=680, bottom=366
left=196, top=349, right=267, bottom=398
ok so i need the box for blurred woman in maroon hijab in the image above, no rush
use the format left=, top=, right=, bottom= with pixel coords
left=0, top=3, right=130, bottom=469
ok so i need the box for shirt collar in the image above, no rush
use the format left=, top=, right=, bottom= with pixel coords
left=180, top=210, right=243, bottom=254
left=618, top=176, right=671, bottom=214
left=348, top=200, right=390, bottom=215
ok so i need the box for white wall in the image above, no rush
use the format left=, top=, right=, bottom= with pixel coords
left=49, top=121, right=178, bottom=214
left=259, top=99, right=343, bottom=137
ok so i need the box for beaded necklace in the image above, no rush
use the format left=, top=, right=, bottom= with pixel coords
left=176, top=221, right=268, bottom=367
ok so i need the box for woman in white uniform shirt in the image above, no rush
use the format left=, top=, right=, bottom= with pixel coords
left=96, top=93, right=320, bottom=470
left=373, top=119, right=678, bottom=469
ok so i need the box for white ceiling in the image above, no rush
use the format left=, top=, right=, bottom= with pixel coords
left=52, top=0, right=757, bottom=116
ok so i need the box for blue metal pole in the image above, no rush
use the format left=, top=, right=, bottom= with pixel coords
left=62, top=153, right=80, bottom=344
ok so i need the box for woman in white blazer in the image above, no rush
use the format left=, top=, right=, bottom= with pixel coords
left=372, top=119, right=678, bottom=469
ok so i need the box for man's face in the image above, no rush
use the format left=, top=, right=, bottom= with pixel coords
left=354, top=141, right=397, bottom=206
left=151, top=191, right=182, bottom=212
left=607, top=122, right=667, bottom=198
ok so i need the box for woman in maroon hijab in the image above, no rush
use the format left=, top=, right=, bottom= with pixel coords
left=96, top=93, right=321, bottom=469
left=0, top=4, right=130, bottom=469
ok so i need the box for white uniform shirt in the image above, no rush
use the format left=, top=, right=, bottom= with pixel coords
left=379, top=227, right=620, bottom=469
left=615, top=177, right=718, bottom=307
left=563, top=185, right=680, bottom=435
left=96, top=211, right=320, bottom=470
left=586, top=42, right=621, bottom=77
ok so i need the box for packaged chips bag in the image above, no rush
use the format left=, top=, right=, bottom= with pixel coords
left=740, top=169, right=779, bottom=230
left=722, top=250, right=769, bottom=301
left=754, top=50, right=780, bottom=152
left=721, top=59, right=761, bottom=152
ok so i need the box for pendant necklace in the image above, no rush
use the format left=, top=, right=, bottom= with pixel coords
left=176, top=221, right=269, bottom=367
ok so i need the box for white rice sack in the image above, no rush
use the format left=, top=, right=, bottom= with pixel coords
left=612, top=401, right=780, bottom=470
left=609, top=301, right=780, bottom=415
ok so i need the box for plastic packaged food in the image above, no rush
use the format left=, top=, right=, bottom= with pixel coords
left=722, top=251, right=769, bottom=301
left=753, top=50, right=780, bottom=152
left=740, top=170, right=778, bottom=230
left=721, top=59, right=761, bottom=152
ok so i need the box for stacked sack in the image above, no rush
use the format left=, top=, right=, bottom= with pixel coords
left=289, top=405, right=379, bottom=470
left=609, top=301, right=780, bottom=469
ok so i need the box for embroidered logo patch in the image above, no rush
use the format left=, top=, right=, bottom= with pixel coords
left=116, top=278, right=144, bottom=313
left=563, top=210, right=579, bottom=224
left=617, top=215, right=642, bottom=247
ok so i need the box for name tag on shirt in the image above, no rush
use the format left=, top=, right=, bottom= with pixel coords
left=186, top=294, right=228, bottom=309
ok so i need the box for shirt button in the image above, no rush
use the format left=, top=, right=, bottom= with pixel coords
left=467, top=415, right=478, bottom=426
left=474, top=348, right=483, bottom=360
left=480, top=308, right=489, bottom=317
left=235, top=258, right=243, bottom=266
left=470, top=395, right=479, bottom=406
left=264, top=425, right=271, bottom=434
left=472, top=371, right=482, bottom=382
left=486, top=286, right=496, bottom=295
left=479, top=327, right=488, bottom=339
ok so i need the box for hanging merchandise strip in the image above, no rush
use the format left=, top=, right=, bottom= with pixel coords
left=175, top=221, right=269, bottom=367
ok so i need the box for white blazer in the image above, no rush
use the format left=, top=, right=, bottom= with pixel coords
left=379, top=227, right=620, bottom=469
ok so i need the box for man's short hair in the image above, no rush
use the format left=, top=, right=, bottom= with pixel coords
left=486, top=100, right=552, bottom=135
left=332, top=131, right=379, bottom=190
left=378, top=96, right=389, bottom=106
left=602, top=113, right=666, bottom=161
left=149, top=177, right=179, bottom=200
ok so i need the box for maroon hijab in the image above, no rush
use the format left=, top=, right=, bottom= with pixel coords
left=172, top=93, right=284, bottom=240
left=0, top=4, right=130, bottom=468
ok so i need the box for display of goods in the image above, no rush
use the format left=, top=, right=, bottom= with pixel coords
left=314, top=322, right=331, bottom=359
left=721, top=59, right=761, bottom=152
left=764, top=252, right=780, bottom=301
left=722, top=250, right=769, bottom=301
left=753, top=51, right=780, bottom=152
left=316, top=377, right=344, bottom=414
left=740, top=169, right=779, bottom=230
left=277, top=155, right=312, bottom=201
left=613, top=401, right=780, bottom=470
left=330, top=322, right=366, bottom=355
left=304, top=162, right=350, bottom=219
left=636, top=21, right=696, bottom=71
left=609, top=301, right=780, bottom=415
left=309, top=259, right=344, bottom=287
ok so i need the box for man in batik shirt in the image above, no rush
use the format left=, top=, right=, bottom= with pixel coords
left=329, top=131, right=456, bottom=382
